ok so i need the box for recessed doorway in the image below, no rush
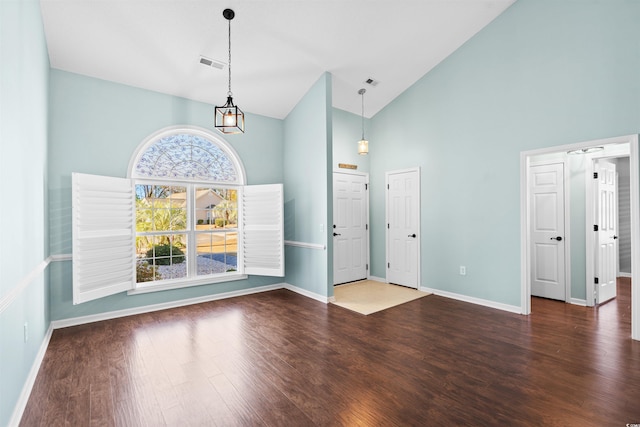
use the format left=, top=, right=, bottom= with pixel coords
left=521, top=134, right=640, bottom=341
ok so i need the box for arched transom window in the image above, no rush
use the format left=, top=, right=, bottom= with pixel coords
left=131, top=127, right=245, bottom=184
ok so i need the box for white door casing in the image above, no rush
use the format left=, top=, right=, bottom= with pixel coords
left=333, top=172, right=369, bottom=285
left=386, top=168, right=420, bottom=289
left=595, top=160, right=618, bottom=304
left=529, top=163, right=566, bottom=301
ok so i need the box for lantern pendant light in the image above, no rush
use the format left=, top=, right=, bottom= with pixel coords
left=215, top=9, right=244, bottom=134
left=357, top=88, right=368, bottom=155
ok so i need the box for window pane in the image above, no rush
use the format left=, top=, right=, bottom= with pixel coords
left=196, top=231, right=238, bottom=275
left=136, top=208, right=153, bottom=232
left=135, top=234, right=187, bottom=283
left=135, top=185, right=187, bottom=232
left=195, top=187, right=237, bottom=229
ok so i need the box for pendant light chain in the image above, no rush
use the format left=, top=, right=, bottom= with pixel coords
left=361, top=89, right=365, bottom=140
left=227, top=17, right=232, bottom=97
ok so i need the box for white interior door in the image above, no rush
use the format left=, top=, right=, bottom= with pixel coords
left=595, top=160, right=618, bottom=304
left=530, top=163, right=566, bottom=301
left=386, top=168, right=420, bottom=289
left=333, top=172, right=368, bottom=285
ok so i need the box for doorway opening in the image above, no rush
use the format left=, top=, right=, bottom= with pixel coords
left=521, top=134, right=640, bottom=341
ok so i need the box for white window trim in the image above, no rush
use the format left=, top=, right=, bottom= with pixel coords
left=128, top=272, right=248, bottom=295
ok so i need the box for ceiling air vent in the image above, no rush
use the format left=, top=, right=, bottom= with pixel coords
left=199, top=55, right=226, bottom=70
left=364, top=77, right=379, bottom=87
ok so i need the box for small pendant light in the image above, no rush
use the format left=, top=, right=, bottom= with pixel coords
left=215, top=9, right=244, bottom=134
left=357, top=88, right=368, bottom=155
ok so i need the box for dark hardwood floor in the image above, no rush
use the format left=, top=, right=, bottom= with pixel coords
left=20, top=279, right=640, bottom=426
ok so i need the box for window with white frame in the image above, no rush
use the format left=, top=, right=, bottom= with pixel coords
left=132, top=130, right=243, bottom=286
left=71, top=126, right=283, bottom=304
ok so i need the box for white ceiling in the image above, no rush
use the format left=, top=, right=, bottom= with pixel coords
left=40, top=0, right=515, bottom=120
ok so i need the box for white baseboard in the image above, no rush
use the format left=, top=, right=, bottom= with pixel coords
left=422, top=287, right=522, bottom=314
left=619, top=272, right=632, bottom=278
left=570, top=298, right=587, bottom=306
left=369, top=275, right=386, bottom=283
left=9, top=324, right=54, bottom=427
left=283, top=283, right=331, bottom=303
left=51, top=283, right=284, bottom=329
left=51, top=281, right=337, bottom=330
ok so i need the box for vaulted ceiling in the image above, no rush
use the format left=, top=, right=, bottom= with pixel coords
left=40, top=0, right=516, bottom=119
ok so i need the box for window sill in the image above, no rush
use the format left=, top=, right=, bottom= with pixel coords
left=128, top=273, right=248, bottom=295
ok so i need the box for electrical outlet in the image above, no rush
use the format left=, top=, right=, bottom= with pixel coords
left=459, top=266, right=466, bottom=276
left=24, top=322, right=28, bottom=343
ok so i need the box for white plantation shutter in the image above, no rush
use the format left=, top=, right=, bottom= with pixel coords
left=243, top=184, right=284, bottom=276
left=72, top=173, right=135, bottom=304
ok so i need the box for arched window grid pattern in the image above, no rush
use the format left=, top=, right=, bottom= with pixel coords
left=129, top=126, right=246, bottom=185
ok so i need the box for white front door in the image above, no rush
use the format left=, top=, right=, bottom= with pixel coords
left=595, top=160, right=618, bottom=304
left=386, top=168, right=420, bottom=289
left=530, top=163, right=566, bottom=301
left=333, top=172, right=368, bottom=285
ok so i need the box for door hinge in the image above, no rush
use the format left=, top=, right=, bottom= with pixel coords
left=366, top=224, right=368, bottom=230
left=365, top=183, right=368, bottom=190
left=387, top=184, right=389, bottom=190
left=366, top=264, right=369, bottom=271
left=594, top=224, right=599, bottom=231
left=593, top=172, right=598, bottom=179
left=595, top=277, right=599, bottom=284
left=387, top=223, right=390, bottom=229
left=387, top=262, right=390, bottom=268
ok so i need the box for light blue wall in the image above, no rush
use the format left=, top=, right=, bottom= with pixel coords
left=283, top=73, right=333, bottom=297
left=48, top=70, right=285, bottom=321
left=369, top=0, right=640, bottom=306
left=0, top=1, right=50, bottom=425
left=332, top=108, right=370, bottom=173
left=6, top=0, right=640, bottom=422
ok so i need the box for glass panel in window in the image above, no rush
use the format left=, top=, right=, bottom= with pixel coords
left=135, top=185, right=187, bottom=232
left=194, top=187, right=237, bottom=230
left=196, top=231, right=238, bottom=275
left=135, top=234, right=187, bottom=283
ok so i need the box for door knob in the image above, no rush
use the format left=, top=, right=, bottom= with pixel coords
left=550, top=236, right=563, bottom=241
left=408, top=234, right=416, bottom=238
left=612, top=235, right=618, bottom=240
left=333, top=232, right=341, bottom=237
